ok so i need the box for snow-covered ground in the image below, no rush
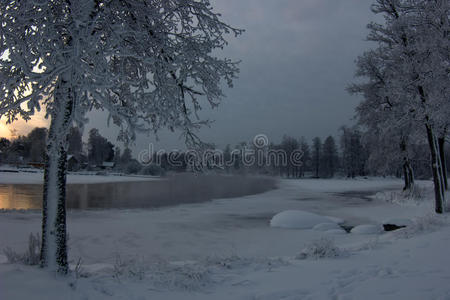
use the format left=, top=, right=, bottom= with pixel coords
left=1, top=177, right=449, bottom=300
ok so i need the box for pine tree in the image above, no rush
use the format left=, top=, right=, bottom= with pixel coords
left=312, top=137, right=322, bottom=178
left=321, top=136, right=339, bottom=178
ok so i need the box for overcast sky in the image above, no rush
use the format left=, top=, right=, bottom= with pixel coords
left=3, top=0, right=380, bottom=155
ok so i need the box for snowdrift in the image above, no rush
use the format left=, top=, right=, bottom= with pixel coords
left=270, top=210, right=341, bottom=229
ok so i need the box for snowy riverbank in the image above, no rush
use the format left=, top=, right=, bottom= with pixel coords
left=0, top=169, right=161, bottom=185
left=1, top=178, right=449, bottom=299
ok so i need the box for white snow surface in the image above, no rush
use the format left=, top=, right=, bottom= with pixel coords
left=325, top=229, right=347, bottom=235
left=1, top=177, right=450, bottom=299
left=313, top=222, right=343, bottom=231
left=270, top=210, right=340, bottom=229
left=350, top=224, right=384, bottom=234
left=383, top=218, right=414, bottom=226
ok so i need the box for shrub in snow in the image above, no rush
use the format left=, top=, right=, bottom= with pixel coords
left=148, top=261, right=213, bottom=291
left=296, top=238, right=347, bottom=260
left=124, top=161, right=143, bottom=175
left=113, top=255, right=148, bottom=281
left=4, top=233, right=40, bottom=265
left=350, top=224, right=383, bottom=234
left=112, top=256, right=213, bottom=291
left=393, top=214, right=446, bottom=238
left=205, top=254, right=287, bottom=272
left=140, top=164, right=166, bottom=176
left=374, top=185, right=429, bottom=206
left=270, top=210, right=340, bottom=229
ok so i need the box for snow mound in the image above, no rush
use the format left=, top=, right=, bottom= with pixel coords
left=325, top=229, right=347, bottom=235
left=382, top=218, right=413, bottom=227
left=350, top=224, right=383, bottom=234
left=326, top=216, right=344, bottom=224
left=270, top=210, right=340, bottom=229
left=313, top=222, right=342, bottom=231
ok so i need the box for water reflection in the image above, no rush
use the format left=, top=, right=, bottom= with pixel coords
left=0, top=174, right=276, bottom=210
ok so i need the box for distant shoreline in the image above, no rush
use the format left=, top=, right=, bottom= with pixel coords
left=0, top=170, right=161, bottom=185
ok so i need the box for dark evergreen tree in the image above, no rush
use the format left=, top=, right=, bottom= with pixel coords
left=312, top=137, right=322, bottom=178
left=67, top=127, right=83, bottom=159
left=321, top=136, right=339, bottom=178
left=299, top=137, right=311, bottom=177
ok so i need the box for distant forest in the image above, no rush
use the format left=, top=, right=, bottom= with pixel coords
left=1, top=125, right=448, bottom=179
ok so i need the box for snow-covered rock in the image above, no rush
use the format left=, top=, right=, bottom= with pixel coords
left=313, top=222, right=342, bottom=231
left=350, top=224, right=383, bottom=234
left=326, top=216, right=345, bottom=224
left=325, top=229, right=347, bottom=235
left=382, top=218, right=413, bottom=227
left=270, top=210, right=340, bottom=229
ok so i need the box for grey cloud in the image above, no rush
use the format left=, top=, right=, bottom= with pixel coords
left=83, top=0, right=379, bottom=157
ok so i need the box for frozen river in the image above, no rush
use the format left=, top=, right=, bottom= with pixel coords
left=0, top=173, right=276, bottom=210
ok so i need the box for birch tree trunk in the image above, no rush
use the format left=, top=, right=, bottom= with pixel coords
left=40, top=74, right=74, bottom=274
left=438, top=137, right=448, bottom=191
left=425, top=123, right=446, bottom=213
left=400, top=140, right=414, bottom=191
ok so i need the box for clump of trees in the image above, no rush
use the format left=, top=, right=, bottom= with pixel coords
left=0, top=126, right=141, bottom=172
left=0, top=128, right=47, bottom=164
left=349, top=0, right=449, bottom=213
left=0, top=0, right=242, bottom=273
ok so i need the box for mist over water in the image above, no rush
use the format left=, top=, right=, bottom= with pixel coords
left=0, top=174, right=277, bottom=210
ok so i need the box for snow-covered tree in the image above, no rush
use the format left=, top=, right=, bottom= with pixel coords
left=312, top=137, right=322, bottom=178
left=87, top=128, right=114, bottom=165
left=67, top=127, right=83, bottom=159
left=321, top=136, right=339, bottom=178
left=348, top=48, right=419, bottom=190
left=0, top=0, right=242, bottom=273
left=340, top=126, right=366, bottom=178
left=350, top=0, right=449, bottom=212
left=299, top=136, right=311, bottom=177
left=27, top=127, right=48, bottom=163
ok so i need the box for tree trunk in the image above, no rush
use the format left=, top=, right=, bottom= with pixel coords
left=408, top=162, right=414, bottom=189
left=438, top=137, right=448, bottom=190
left=425, top=124, right=446, bottom=213
left=40, top=76, right=74, bottom=274
left=400, top=140, right=414, bottom=191
left=402, top=161, right=411, bottom=191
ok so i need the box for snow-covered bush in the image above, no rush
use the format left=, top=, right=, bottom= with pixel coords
left=205, top=254, right=287, bottom=272
left=140, top=164, right=166, bottom=177
left=112, top=256, right=213, bottom=291
left=374, top=185, right=430, bottom=206
left=148, top=261, right=213, bottom=292
left=393, top=214, right=447, bottom=238
left=112, top=255, right=148, bottom=281
left=296, top=238, right=347, bottom=260
left=4, top=233, right=40, bottom=265
left=124, top=161, right=143, bottom=175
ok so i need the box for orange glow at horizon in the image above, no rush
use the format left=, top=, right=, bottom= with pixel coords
left=0, top=109, right=49, bottom=139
